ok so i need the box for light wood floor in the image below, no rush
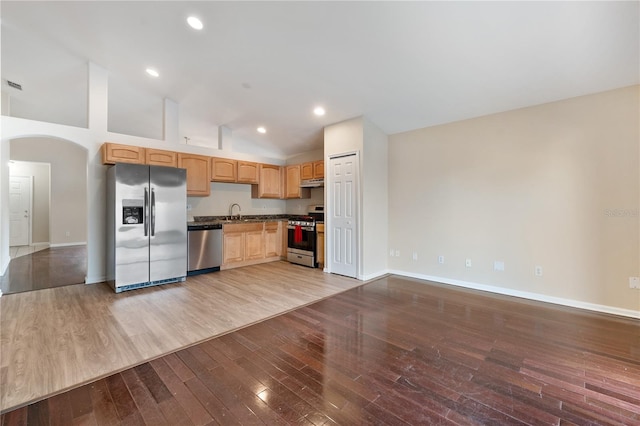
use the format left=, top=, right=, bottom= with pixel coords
left=0, top=261, right=364, bottom=413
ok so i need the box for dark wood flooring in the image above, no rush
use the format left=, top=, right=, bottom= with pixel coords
left=2, top=275, right=639, bottom=425
left=0, top=246, right=86, bottom=295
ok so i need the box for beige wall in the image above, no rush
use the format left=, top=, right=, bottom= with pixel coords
left=10, top=138, right=87, bottom=246
left=9, top=161, right=50, bottom=244
left=388, top=85, right=639, bottom=314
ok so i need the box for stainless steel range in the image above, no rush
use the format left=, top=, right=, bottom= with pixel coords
left=287, top=205, right=323, bottom=267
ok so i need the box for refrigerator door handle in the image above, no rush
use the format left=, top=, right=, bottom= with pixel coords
left=151, top=187, right=156, bottom=236
left=144, top=186, right=149, bottom=237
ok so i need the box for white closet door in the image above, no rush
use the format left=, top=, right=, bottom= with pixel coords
left=329, top=153, right=358, bottom=278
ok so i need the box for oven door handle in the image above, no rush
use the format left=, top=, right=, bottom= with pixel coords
left=287, top=225, right=315, bottom=232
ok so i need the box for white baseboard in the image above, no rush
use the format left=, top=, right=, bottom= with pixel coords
left=0, top=257, right=9, bottom=277
left=31, top=242, right=50, bottom=248
left=360, top=269, right=390, bottom=282
left=85, top=275, right=106, bottom=284
left=49, top=242, right=87, bottom=248
left=387, top=269, right=640, bottom=320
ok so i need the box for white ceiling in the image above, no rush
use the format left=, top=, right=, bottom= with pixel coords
left=2, top=1, right=638, bottom=158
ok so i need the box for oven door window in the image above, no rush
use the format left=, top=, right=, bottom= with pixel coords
left=287, top=226, right=316, bottom=253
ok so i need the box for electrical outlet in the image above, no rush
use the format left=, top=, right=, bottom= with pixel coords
left=535, top=266, right=543, bottom=277
left=65, top=231, right=70, bottom=237
left=438, top=255, right=445, bottom=264
left=186, top=204, right=192, bottom=211
left=412, top=252, right=418, bottom=261
left=395, top=250, right=400, bottom=257
left=494, top=261, right=505, bottom=271
left=465, top=258, right=472, bottom=268
left=630, top=277, right=640, bottom=289
left=390, top=249, right=394, bottom=257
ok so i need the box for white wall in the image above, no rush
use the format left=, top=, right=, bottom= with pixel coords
left=0, top=62, right=287, bottom=280
left=9, top=161, right=50, bottom=244
left=324, top=116, right=389, bottom=280
left=362, top=118, right=389, bottom=279
left=388, top=85, right=640, bottom=317
left=0, top=139, right=10, bottom=274
left=188, top=183, right=285, bottom=219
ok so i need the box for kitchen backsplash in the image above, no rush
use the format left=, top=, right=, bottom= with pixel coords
left=187, top=182, right=324, bottom=221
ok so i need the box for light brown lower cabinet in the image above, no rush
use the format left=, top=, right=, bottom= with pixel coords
left=264, top=222, right=280, bottom=258
left=316, top=223, right=325, bottom=268
left=245, top=230, right=265, bottom=260
left=222, top=221, right=285, bottom=270
left=281, top=221, right=288, bottom=259
left=222, top=232, right=244, bottom=264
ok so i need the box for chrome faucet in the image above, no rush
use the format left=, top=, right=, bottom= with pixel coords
left=229, top=203, right=242, bottom=220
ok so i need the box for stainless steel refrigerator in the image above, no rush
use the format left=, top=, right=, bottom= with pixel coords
left=106, top=163, right=187, bottom=293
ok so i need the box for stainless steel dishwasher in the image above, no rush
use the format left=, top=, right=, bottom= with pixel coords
left=187, top=223, right=223, bottom=276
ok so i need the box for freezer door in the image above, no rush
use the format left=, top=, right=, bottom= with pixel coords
left=114, top=163, right=150, bottom=287
left=149, top=165, right=187, bottom=282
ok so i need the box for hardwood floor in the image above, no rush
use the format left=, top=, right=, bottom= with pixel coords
left=0, top=246, right=86, bottom=295
left=2, top=273, right=639, bottom=425
left=0, top=261, right=362, bottom=413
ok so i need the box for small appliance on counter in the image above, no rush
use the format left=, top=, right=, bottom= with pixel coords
left=187, top=223, right=222, bottom=275
left=287, top=205, right=324, bottom=267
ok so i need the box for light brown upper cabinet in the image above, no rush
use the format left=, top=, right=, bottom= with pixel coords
left=300, top=162, right=314, bottom=180
left=237, top=161, right=259, bottom=184
left=102, top=143, right=145, bottom=165
left=313, top=160, right=324, bottom=178
left=284, top=165, right=311, bottom=199
left=211, top=158, right=258, bottom=184
left=252, top=164, right=281, bottom=198
left=300, top=160, right=324, bottom=180
left=146, top=148, right=178, bottom=167
left=178, top=153, right=211, bottom=196
left=211, top=157, right=237, bottom=182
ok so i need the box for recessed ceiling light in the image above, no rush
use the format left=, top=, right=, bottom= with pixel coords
left=187, top=16, right=203, bottom=30
left=257, top=127, right=266, bottom=134
left=313, top=106, right=325, bottom=116
left=146, top=68, right=159, bottom=78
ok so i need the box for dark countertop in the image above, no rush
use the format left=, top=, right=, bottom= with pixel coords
left=188, top=214, right=290, bottom=228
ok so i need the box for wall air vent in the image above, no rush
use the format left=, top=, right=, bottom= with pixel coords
left=6, top=80, right=22, bottom=90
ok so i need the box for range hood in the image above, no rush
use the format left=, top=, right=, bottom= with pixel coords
left=300, top=178, right=324, bottom=188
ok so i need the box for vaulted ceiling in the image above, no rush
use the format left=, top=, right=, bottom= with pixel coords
left=2, top=1, right=638, bottom=158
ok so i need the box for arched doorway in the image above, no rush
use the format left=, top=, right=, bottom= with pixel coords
left=0, top=136, right=88, bottom=294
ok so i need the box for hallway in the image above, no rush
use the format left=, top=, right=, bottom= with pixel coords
left=0, top=245, right=86, bottom=295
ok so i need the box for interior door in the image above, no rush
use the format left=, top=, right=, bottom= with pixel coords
left=329, top=153, right=358, bottom=278
left=9, top=176, right=31, bottom=247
